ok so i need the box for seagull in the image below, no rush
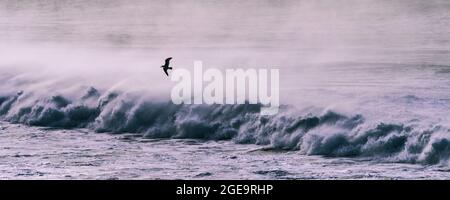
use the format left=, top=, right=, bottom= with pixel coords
left=161, top=57, right=173, bottom=76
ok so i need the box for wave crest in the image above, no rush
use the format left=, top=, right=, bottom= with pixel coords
left=1, top=88, right=449, bottom=165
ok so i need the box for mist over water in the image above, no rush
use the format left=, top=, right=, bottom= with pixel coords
left=2, top=0, right=450, bottom=116
left=1, top=1, right=449, bottom=97
left=2, top=0, right=450, bottom=172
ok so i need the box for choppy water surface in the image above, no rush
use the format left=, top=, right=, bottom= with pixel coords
left=2, top=122, right=450, bottom=180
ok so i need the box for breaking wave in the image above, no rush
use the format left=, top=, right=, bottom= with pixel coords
left=1, top=86, right=450, bottom=166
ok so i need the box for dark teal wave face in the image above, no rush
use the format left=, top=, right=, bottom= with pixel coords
left=0, top=84, right=449, bottom=165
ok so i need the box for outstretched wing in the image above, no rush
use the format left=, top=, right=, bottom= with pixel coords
left=163, top=68, right=169, bottom=76
left=165, top=57, right=172, bottom=66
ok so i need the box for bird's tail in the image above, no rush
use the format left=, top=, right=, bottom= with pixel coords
left=168, top=67, right=173, bottom=69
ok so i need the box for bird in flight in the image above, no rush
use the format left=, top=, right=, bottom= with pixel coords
left=161, top=57, right=173, bottom=76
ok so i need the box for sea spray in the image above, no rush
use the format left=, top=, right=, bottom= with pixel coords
left=0, top=86, right=450, bottom=165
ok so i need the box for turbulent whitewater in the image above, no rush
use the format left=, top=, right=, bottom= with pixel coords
left=1, top=71, right=450, bottom=166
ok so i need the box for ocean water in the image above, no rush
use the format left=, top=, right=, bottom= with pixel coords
left=1, top=0, right=450, bottom=179
left=2, top=121, right=450, bottom=180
